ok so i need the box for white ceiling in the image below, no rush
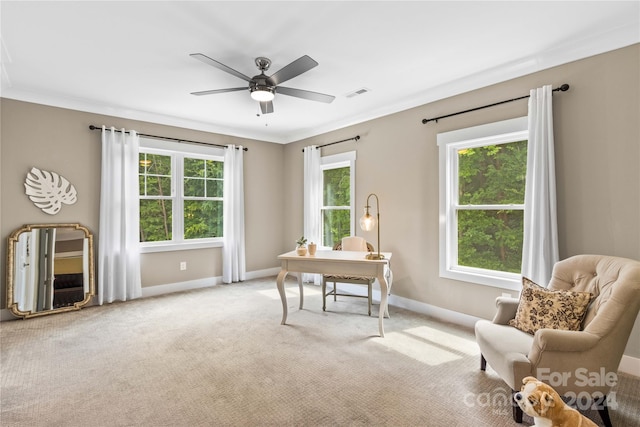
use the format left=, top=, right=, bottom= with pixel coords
left=1, top=1, right=638, bottom=144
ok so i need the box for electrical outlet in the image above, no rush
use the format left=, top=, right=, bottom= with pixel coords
left=180, top=261, right=187, bottom=271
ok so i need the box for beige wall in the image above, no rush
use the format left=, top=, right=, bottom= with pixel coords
left=1, top=44, right=638, bottom=358
left=284, top=44, right=640, bottom=357
left=0, top=100, right=285, bottom=295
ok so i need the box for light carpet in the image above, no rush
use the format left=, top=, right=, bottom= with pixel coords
left=1, top=277, right=638, bottom=427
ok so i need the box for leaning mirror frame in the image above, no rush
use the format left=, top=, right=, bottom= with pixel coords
left=6, top=223, right=95, bottom=319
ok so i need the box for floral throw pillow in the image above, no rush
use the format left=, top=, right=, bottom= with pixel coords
left=509, top=277, right=593, bottom=335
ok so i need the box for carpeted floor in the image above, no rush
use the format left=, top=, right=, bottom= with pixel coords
left=1, top=277, right=639, bottom=426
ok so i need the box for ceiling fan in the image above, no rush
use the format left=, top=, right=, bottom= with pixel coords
left=189, top=53, right=335, bottom=114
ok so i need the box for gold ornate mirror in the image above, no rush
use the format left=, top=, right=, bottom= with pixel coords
left=6, top=223, right=95, bottom=318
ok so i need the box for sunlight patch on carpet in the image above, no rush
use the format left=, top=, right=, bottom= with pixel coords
left=373, top=331, right=463, bottom=366
left=404, top=326, right=480, bottom=356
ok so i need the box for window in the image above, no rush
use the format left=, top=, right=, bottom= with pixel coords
left=438, top=117, right=528, bottom=290
left=138, top=138, right=225, bottom=252
left=320, top=152, right=356, bottom=248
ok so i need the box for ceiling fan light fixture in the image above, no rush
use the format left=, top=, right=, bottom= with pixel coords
left=190, top=53, right=333, bottom=113
left=250, top=86, right=275, bottom=102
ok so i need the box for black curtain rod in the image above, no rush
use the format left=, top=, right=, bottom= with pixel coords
left=302, top=135, right=360, bottom=152
left=89, top=125, right=248, bottom=151
left=421, top=84, right=570, bottom=124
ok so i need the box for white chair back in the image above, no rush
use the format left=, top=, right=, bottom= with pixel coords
left=341, top=236, right=368, bottom=251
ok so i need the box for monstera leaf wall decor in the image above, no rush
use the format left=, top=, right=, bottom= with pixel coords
left=24, top=167, right=78, bottom=215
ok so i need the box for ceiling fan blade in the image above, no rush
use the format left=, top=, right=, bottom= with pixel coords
left=267, top=55, right=318, bottom=86
left=260, top=101, right=274, bottom=114
left=190, top=87, right=247, bottom=96
left=190, top=53, right=252, bottom=82
left=276, top=86, right=335, bottom=103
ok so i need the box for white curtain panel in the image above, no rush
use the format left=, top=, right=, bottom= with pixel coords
left=303, top=145, right=322, bottom=284
left=222, top=145, right=246, bottom=284
left=522, top=85, right=559, bottom=286
left=98, top=127, right=142, bottom=304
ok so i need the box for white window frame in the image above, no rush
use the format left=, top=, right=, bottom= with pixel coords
left=139, top=138, right=226, bottom=253
left=320, top=151, right=356, bottom=249
left=437, top=117, right=528, bottom=291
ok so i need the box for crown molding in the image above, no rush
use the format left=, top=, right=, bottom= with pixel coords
left=2, top=22, right=638, bottom=145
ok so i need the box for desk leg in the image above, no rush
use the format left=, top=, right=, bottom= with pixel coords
left=277, top=269, right=289, bottom=325
left=377, top=269, right=389, bottom=338
left=297, top=272, right=304, bottom=309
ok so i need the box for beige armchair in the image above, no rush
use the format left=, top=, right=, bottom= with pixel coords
left=475, top=254, right=640, bottom=426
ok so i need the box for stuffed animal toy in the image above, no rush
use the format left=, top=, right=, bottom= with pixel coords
left=514, top=376, right=598, bottom=427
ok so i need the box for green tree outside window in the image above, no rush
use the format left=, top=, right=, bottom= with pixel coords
left=457, top=140, right=527, bottom=273
left=139, top=153, right=172, bottom=242
left=322, top=166, right=351, bottom=247
left=183, top=158, right=223, bottom=239
left=139, top=152, right=223, bottom=243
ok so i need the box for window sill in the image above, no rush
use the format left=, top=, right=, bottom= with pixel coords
left=140, top=240, right=223, bottom=253
left=440, top=266, right=521, bottom=291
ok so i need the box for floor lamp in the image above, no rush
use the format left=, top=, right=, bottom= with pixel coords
left=359, top=193, right=384, bottom=260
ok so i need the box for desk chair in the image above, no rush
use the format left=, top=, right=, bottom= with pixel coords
left=322, top=236, right=376, bottom=316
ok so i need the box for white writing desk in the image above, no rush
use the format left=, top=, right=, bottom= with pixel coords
left=276, top=250, right=392, bottom=337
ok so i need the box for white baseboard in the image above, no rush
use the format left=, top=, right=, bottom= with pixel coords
left=141, top=267, right=281, bottom=298
left=388, top=292, right=482, bottom=329
left=619, top=354, right=640, bottom=378
left=246, top=267, right=281, bottom=280
left=141, top=277, right=222, bottom=298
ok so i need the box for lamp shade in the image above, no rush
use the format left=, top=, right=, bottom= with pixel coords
left=359, top=208, right=376, bottom=231
left=359, top=194, right=383, bottom=260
